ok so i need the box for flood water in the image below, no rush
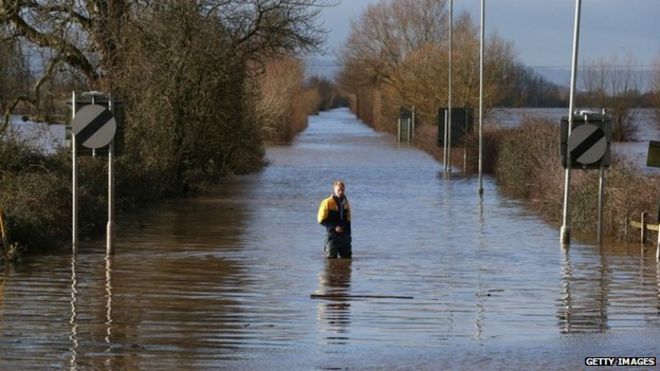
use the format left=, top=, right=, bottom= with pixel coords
left=490, top=108, right=660, bottom=173
left=1, top=108, right=659, bottom=369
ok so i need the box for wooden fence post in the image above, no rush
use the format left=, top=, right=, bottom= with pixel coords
left=641, top=211, right=647, bottom=245
left=0, top=208, right=7, bottom=253
left=656, top=222, right=660, bottom=261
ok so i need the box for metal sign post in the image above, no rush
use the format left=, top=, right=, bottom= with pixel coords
left=560, top=0, right=583, bottom=246
left=562, top=111, right=610, bottom=244
left=411, top=106, right=416, bottom=140
left=443, top=109, right=449, bottom=169
left=69, top=91, right=118, bottom=254
left=398, top=108, right=412, bottom=144
left=72, top=92, right=78, bottom=254
left=107, top=95, right=115, bottom=255
left=597, top=166, right=605, bottom=244
left=478, top=0, right=485, bottom=196
left=406, top=116, right=411, bottom=142
left=447, top=0, right=453, bottom=174
left=646, top=141, right=660, bottom=259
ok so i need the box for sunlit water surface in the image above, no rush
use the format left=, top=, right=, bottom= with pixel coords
left=1, top=108, right=658, bottom=369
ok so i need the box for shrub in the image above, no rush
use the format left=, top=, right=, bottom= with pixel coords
left=416, top=116, right=659, bottom=240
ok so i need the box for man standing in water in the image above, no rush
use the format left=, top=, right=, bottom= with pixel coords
left=317, top=180, right=352, bottom=259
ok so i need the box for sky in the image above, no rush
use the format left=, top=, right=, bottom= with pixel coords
left=315, top=0, right=660, bottom=70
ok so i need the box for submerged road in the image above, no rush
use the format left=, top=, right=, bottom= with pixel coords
left=0, top=108, right=658, bottom=369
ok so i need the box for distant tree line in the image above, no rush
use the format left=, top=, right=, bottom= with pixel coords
left=650, top=56, right=660, bottom=128
left=335, top=0, right=549, bottom=132
left=495, top=63, right=566, bottom=107
left=336, top=0, right=659, bottom=141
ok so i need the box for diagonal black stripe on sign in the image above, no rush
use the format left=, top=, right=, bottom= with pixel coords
left=570, top=127, right=605, bottom=161
left=76, top=108, right=113, bottom=145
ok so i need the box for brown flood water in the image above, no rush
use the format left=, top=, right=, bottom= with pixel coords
left=1, top=108, right=659, bottom=370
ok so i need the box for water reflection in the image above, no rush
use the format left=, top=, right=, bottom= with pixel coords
left=69, top=255, right=78, bottom=370
left=104, top=254, right=113, bottom=369
left=557, top=247, right=610, bottom=334
left=475, top=197, right=485, bottom=341
left=1, top=108, right=659, bottom=368
left=316, top=259, right=352, bottom=344
left=0, top=264, right=7, bottom=336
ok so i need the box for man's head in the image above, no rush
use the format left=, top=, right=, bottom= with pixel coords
left=333, top=180, right=345, bottom=198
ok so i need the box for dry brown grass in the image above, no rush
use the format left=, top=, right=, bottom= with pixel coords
left=416, top=116, right=659, bottom=240
left=257, top=57, right=320, bottom=143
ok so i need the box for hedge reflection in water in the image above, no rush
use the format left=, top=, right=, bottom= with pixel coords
left=0, top=108, right=658, bottom=369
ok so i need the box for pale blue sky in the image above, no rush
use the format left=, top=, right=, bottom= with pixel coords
left=317, top=0, right=660, bottom=68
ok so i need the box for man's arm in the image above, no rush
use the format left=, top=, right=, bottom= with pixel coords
left=317, top=199, right=336, bottom=232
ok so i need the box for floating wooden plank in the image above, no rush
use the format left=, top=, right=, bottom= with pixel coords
left=310, top=293, right=414, bottom=300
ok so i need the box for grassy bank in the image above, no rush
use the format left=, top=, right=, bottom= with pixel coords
left=414, top=117, right=660, bottom=241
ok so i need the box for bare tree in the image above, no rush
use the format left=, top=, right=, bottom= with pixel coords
left=341, top=0, right=448, bottom=85
left=113, top=1, right=329, bottom=189
left=0, top=0, right=129, bottom=130
left=0, top=26, right=31, bottom=132
left=652, top=55, right=660, bottom=128
left=339, top=1, right=518, bottom=131
left=0, top=0, right=329, bottom=131
left=581, top=54, right=641, bottom=141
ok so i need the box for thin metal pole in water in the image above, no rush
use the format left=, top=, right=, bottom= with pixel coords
left=656, top=224, right=659, bottom=261
left=411, top=106, right=416, bottom=139
left=69, top=253, right=78, bottom=369
left=107, top=95, right=115, bottom=255
left=397, top=118, right=401, bottom=143
left=560, top=0, right=582, bottom=246
left=477, top=0, right=485, bottom=196
left=463, top=138, right=468, bottom=173
left=597, top=166, right=605, bottom=244
left=72, top=91, right=78, bottom=254
left=641, top=211, right=647, bottom=245
left=104, top=254, right=113, bottom=345
left=443, top=110, right=448, bottom=168
left=447, top=0, right=453, bottom=173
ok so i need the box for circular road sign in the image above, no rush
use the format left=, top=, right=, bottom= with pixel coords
left=567, top=123, right=607, bottom=165
left=72, top=104, right=116, bottom=149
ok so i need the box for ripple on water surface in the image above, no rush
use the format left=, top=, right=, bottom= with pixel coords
left=1, top=108, right=658, bottom=369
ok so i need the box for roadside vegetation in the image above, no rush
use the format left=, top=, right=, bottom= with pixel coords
left=338, top=0, right=660, bottom=241
left=2, top=0, right=659, bottom=258
left=414, top=116, right=659, bottom=241
left=492, top=118, right=659, bottom=239
left=0, top=1, right=329, bottom=258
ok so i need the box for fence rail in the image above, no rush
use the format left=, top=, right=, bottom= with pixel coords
left=627, top=211, right=659, bottom=261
